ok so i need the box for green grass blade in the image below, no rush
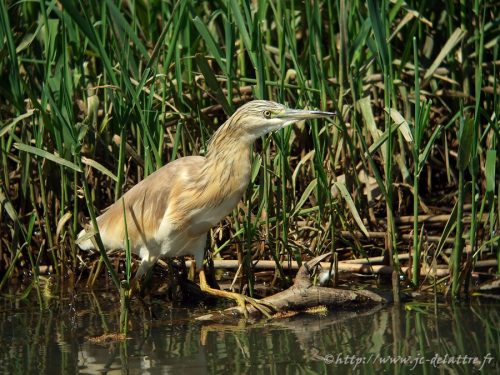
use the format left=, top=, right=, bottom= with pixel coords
left=229, top=0, right=256, bottom=67
left=81, top=157, right=118, bottom=182
left=457, top=116, right=474, bottom=171
left=423, top=28, right=466, bottom=81
left=195, top=53, right=234, bottom=115
left=192, top=16, right=227, bottom=72
left=105, top=0, right=149, bottom=60
left=333, top=181, right=370, bottom=238
left=14, top=143, right=82, bottom=172
left=59, top=0, right=118, bottom=86
left=386, top=108, right=414, bottom=143
left=367, top=0, right=389, bottom=69
left=485, top=150, right=496, bottom=195
left=291, top=178, right=317, bottom=218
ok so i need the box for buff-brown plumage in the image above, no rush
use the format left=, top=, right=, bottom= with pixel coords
left=77, top=100, right=333, bottom=281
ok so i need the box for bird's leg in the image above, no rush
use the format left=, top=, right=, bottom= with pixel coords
left=128, top=273, right=149, bottom=299
left=165, top=258, right=185, bottom=301
left=128, top=257, right=157, bottom=298
left=129, top=277, right=141, bottom=297
left=188, top=259, right=196, bottom=281
left=198, top=268, right=275, bottom=318
left=204, top=252, right=221, bottom=290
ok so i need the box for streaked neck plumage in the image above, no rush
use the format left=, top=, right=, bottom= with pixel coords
left=195, top=114, right=255, bottom=207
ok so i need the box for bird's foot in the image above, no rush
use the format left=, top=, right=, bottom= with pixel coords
left=198, top=269, right=275, bottom=318
left=232, top=293, right=276, bottom=318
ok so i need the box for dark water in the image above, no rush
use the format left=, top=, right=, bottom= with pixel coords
left=0, top=288, right=498, bottom=374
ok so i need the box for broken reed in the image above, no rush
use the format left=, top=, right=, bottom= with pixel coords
left=0, top=0, right=499, bottom=302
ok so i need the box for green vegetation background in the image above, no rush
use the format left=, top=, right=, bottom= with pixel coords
left=0, top=0, right=498, bottom=297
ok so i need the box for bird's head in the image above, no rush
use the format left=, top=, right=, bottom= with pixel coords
left=229, top=100, right=334, bottom=141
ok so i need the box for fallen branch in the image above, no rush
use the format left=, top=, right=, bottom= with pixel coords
left=196, top=254, right=392, bottom=321
left=184, top=257, right=496, bottom=277
left=339, top=230, right=455, bottom=244
left=38, top=255, right=496, bottom=276
left=187, top=259, right=450, bottom=276
left=393, top=213, right=489, bottom=224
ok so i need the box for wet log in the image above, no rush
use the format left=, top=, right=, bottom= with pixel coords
left=186, top=258, right=452, bottom=276
left=196, top=254, right=392, bottom=321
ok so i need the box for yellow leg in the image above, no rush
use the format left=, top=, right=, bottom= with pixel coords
left=130, top=276, right=151, bottom=300
left=198, top=269, right=274, bottom=318
left=188, top=259, right=196, bottom=281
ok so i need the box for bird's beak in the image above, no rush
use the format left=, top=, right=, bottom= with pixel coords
left=277, top=108, right=335, bottom=120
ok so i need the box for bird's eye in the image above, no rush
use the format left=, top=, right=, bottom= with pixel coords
left=263, top=110, right=272, bottom=119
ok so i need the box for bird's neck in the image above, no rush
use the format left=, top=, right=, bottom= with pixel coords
left=205, top=140, right=252, bottom=184
left=200, top=127, right=253, bottom=201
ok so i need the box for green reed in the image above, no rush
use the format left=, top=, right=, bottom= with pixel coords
left=0, top=0, right=498, bottom=301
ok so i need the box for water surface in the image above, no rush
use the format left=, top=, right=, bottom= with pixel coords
left=0, top=289, right=497, bottom=374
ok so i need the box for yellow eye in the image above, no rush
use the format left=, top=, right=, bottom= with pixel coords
left=263, top=110, right=272, bottom=119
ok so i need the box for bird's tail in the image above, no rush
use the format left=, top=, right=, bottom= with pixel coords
left=76, top=228, right=96, bottom=251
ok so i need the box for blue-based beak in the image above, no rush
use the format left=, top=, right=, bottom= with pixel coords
left=277, top=108, right=335, bottom=120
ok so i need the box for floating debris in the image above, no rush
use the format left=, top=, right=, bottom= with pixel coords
left=303, top=305, right=328, bottom=315
left=271, top=310, right=299, bottom=319
left=87, top=333, right=127, bottom=344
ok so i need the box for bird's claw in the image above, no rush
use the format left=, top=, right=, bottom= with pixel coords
left=235, top=295, right=276, bottom=318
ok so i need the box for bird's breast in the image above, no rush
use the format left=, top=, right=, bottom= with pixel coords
left=157, top=149, right=251, bottom=239
left=186, top=191, right=242, bottom=236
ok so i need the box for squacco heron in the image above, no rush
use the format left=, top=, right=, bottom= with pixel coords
left=78, top=100, right=333, bottom=315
